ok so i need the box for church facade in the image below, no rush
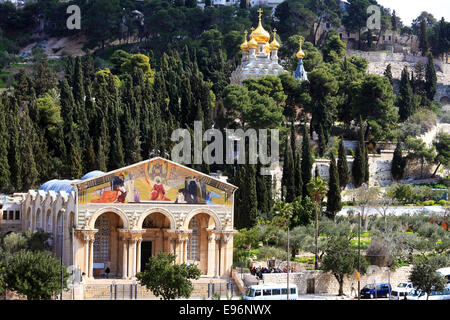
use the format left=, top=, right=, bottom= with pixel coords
left=18, top=157, right=238, bottom=281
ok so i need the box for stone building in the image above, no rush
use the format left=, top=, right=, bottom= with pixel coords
left=5, top=157, right=238, bottom=282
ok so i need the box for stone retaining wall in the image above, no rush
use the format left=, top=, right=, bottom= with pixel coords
left=261, top=265, right=413, bottom=295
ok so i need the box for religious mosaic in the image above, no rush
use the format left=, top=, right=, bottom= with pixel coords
left=75, top=158, right=234, bottom=206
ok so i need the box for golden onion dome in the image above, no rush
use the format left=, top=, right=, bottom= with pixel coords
left=265, top=44, right=272, bottom=53
left=250, top=8, right=270, bottom=44
left=296, top=37, right=306, bottom=59
left=240, top=31, right=249, bottom=51
left=269, top=28, right=280, bottom=50
left=248, top=35, right=258, bottom=49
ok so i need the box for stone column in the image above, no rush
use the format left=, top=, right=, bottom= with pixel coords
left=76, top=230, right=97, bottom=278
left=216, top=235, right=221, bottom=277
left=84, top=238, right=89, bottom=276
left=122, top=239, right=128, bottom=279
left=88, top=238, right=94, bottom=278
left=131, top=239, right=137, bottom=278
left=206, top=230, right=216, bottom=276
left=136, top=239, right=142, bottom=273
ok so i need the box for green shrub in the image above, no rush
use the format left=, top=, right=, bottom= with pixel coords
left=422, top=200, right=435, bottom=206
left=437, top=200, right=448, bottom=206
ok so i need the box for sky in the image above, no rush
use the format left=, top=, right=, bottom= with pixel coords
left=375, top=0, right=450, bottom=26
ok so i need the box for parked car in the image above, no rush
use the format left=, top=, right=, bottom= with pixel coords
left=436, top=267, right=450, bottom=289
left=360, top=283, right=392, bottom=299
left=406, top=288, right=450, bottom=300
left=390, top=282, right=414, bottom=300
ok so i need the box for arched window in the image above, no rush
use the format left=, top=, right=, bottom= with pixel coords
left=56, top=213, right=63, bottom=257
left=36, top=210, right=41, bottom=230
left=94, top=215, right=110, bottom=261
left=46, top=211, right=52, bottom=233
left=187, top=218, right=199, bottom=261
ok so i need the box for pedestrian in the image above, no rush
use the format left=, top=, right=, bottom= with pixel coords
left=350, top=283, right=356, bottom=298
left=105, top=267, right=110, bottom=279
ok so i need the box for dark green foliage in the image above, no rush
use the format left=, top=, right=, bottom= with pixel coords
left=391, top=142, right=406, bottom=181
left=0, top=97, right=11, bottom=192
left=425, top=53, right=437, bottom=101
left=419, top=17, right=430, bottom=56
left=384, top=64, right=393, bottom=86
left=136, top=252, right=201, bottom=300
left=352, top=133, right=365, bottom=188
left=322, top=235, right=368, bottom=296
left=4, top=250, right=69, bottom=300
left=282, top=137, right=296, bottom=203
left=301, top=125, right=313, bottom=198
left=398, top=66, right=415, bottom=122
left=326, top=153, right=341, bottom=220
left=234, top=164, right=258, bottom=229
left=337, top=138, right=349, bottom=190
left=294, top=149, right=303, bottom=199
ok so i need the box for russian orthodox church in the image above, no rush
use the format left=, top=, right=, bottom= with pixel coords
left=230, top=8, right=308, bottom=84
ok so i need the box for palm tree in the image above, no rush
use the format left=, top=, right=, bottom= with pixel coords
left=306, top=177, right=328, bottom=269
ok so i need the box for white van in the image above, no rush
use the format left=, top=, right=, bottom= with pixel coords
left=437, top=267, right=450, bottom=289
left=390, top=282, right=414, bottom=300
left=244, top=284, right=298, bottom=300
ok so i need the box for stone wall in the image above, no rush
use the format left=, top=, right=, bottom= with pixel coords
left=347, top=50, right=450, bottom=102
left=262, top=265, right=413, bottom=295
left=315, top=150, right=394, bottom=187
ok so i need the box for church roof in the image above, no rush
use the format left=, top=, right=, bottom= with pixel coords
left=39, top=179, right=80, bottom=193
left=38, top=171, right=105, bottom=194
left=81, top=170, right=105, bottom=180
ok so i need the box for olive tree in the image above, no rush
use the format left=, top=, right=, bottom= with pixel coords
left=136, top=252, right=201, bottom=300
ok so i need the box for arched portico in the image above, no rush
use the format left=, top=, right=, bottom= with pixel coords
left=87, top=207, right=130, bottom=230
left=89, top=211, right=127, bottom=279
left=181, top=209, right=223, bottom=276
left=182, top=208, right=222, bottom=231
left=138, top=209, right=176, bottom=273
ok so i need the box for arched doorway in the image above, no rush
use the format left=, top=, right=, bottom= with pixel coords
left=185, top=212, right=218, bottom=275
left=140, top=212, right=172, bottom=271
left=92, top=212, right=125, bottom=278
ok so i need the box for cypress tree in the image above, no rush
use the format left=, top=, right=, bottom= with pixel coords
left=425, top=53, right=437, bottom=101
left=337, top=138, right=349, bottom=190
left=363, top=143, right=370, bottom=184
left=318, top=124, right=326, bottom=157
left=352, top=141, right=364, bottom=188
left=246, top=164, right=258, bottom=227
left=326, top=153, right=341, bottom=220
left=72, top=56, right=85, bottom=108
left=294, top=149, right=303, bottom=199
left=0, top=97, right=11, bottom=192
left=352, top=121, right=366, bottom=188
left=391, top=10, right=397, bottom=31
left=19, top=106, right=39, bottom=190
left=7, top=98, right=21, bottom=191
left=398, top=66, right=414, bottom=121
left=60, top=79, right=83, bottom=178
left=384, top=64, right=393, bottom=86
left=419, top=17, right=430, bottom=56
left=301, top=125, right=313, bottom=197
left=315, top=164, right=320, bottom=179
left=282, top=137, right=296, bottom=202
left=256, top=165, right=269, bottom=214
left=391, top=141, right=405, bottom=181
